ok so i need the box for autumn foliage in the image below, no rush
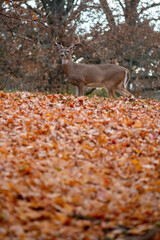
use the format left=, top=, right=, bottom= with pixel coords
left=0, top=1, right=160, bottom=98
left=0, top=92, right=160, bottom=239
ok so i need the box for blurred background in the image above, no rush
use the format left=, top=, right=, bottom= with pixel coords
left=0, top=0, right=160, bottom=99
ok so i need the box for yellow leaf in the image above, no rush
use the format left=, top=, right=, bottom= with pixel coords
left=98, top=135, right=107, bottom=144
left=155, top=180, right=160, bottom=186
left=45, top=113, right=51, bottom=117
left=134, top=148, right=142, bottom=154
left=56, top=213, right=68, bottom=224
left=133, top=121, right=142, bottom=128
left=131, top=159, right=139, bottom=165
left=84, top=144, right=93, bottom=150
left=54, top=197, right=64, bottom=207
left=131, top=159, right=142, bottom=171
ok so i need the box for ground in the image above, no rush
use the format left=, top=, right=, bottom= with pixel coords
left=0, top=92, right=160, bottom=240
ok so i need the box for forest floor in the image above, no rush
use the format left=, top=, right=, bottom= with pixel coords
left=0, top=91, right=160, bottom=240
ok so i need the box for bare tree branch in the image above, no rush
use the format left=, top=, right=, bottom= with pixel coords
left=0, top=11, right=49, bottom=28
left=66, top=0, right=75, bottom=15
left=99, top=0, right=116, bottom=28
left=117, top=0, right=125, bottom=11
left=139, top=2, right=160, bottom=15
left=25, top=3, right=42, bottom=17
left=41, top=0, right=48, bottom=10
left=1, top=17, right=15, bottom=37
left=1, top=17, right=35, bottom=42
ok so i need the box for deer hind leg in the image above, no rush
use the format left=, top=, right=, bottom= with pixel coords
left=117, top=79, right=132, bottom=98
left=117, top=87, right=132, bottom=97
left=123, top=88, right=132, bottom=97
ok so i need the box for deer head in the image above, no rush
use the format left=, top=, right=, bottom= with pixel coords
left=54, top=37, right=80, bottom=60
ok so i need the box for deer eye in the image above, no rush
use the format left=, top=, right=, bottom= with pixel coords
left=66, top=50, right=70, bottom=53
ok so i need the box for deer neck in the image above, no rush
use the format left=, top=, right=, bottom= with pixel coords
left=62, top=57, right=73, bottom=76
left=62, top=59, right=70, bottom=65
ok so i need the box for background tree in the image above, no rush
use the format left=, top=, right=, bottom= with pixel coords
left=0, top=0, right=89, bottom=93
left=97, top=0, right=160, bottom=98
left=0, top=0, right=160, bottom=98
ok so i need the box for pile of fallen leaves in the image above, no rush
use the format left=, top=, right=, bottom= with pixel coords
left=0, top=91, right=160, bottom=240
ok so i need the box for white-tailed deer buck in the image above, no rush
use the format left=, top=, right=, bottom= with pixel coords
left=55, top=37, right=132, bottom=97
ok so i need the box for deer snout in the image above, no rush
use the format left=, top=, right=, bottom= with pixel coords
left=60, top=52, right=65, bottom=57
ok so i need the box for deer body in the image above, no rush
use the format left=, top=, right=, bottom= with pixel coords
left=55, top=38, right=132, bottom=97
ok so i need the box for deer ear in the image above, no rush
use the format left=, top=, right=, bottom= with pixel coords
left=69, top=44, right=78, bottom=52
left=73, top=44, right=78, bottom=50
left=73, top=36, right=80, bottom=50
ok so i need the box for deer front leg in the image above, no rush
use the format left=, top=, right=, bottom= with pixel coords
left=76, top=87, right=79, bottom=96
left=104, top=84, right=116, bottom=98
left=76, top=82, right=84, bottom=96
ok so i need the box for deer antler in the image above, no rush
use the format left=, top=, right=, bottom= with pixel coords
left=68, top=36, right=81, bottom=50
left=73, top=36, right=80, bottom=46
left=54, top=37, right=63, bottom=50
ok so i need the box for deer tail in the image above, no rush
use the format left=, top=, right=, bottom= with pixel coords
left=124, top=70, right=130, bottom=88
